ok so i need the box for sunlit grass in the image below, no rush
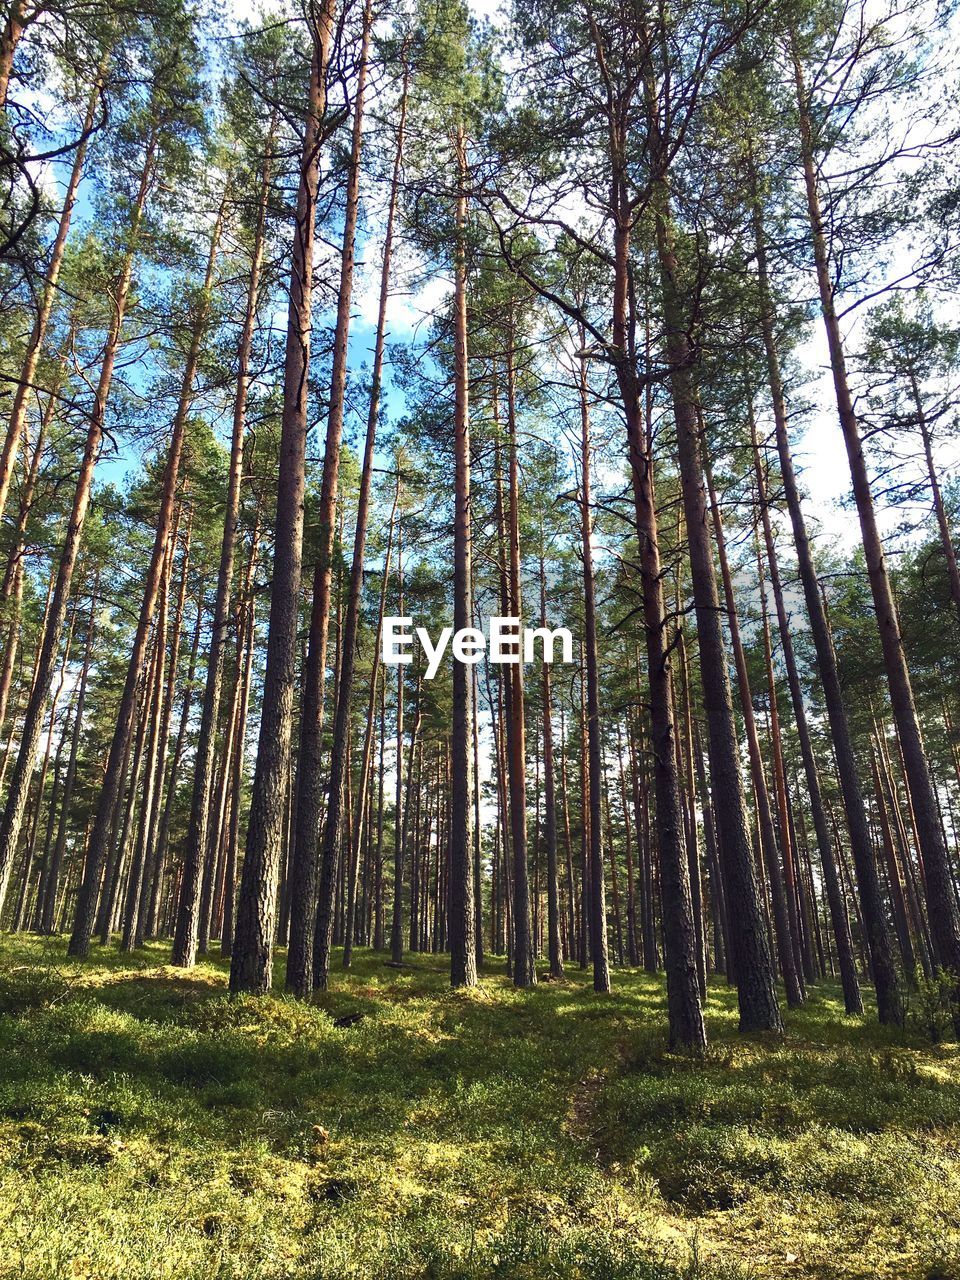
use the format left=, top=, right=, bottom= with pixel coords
left=0, top=936, right=958, bottom=1278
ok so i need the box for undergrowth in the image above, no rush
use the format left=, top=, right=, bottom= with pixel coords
left=0, top=937, right=958, bottom=1279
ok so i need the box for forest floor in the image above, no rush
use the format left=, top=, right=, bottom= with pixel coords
left=0, top=940, right=958, bottom=1280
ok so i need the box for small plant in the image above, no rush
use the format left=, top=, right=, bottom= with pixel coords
left=0, top=963, right=75, bottom=1015
left=907, top=967, right=957, bottom=1044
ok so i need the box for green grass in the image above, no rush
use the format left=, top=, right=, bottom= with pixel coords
left=0, top=938, right=958, bottom=1279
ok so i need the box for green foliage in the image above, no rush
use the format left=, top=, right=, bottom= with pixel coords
left=907, top=967, right=960, bottom=1045
left=0, top=939, right=958, bottom=1279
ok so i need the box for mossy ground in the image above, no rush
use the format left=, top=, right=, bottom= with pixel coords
left=0, top=937, right=958, bottom=1279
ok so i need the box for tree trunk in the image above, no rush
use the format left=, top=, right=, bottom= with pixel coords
left=0, top=372, right=58, bottom=743
left=0, top=67, right=102, bottom=525
left=38, top=579, right=97, bottom=933
left=120, top=567, right=168, bottom=952
left=222, top=523, right=260, bottom=959
left=0, top=0, right=27, bottom=109
left=654, top=188, right=781, bottom=1033
left=287, top=3, right=371, bottom=992
left=749, top=149, right=899, bottom=1023
left=540, top=546, right=563, bottom=978
left=343, top=492, right=399, bottom=969
left=11, top=605, right=75, bottom=930
left=704, top=454, right=803, bottom=1007
left=143, top=517, right=192, bottom=941
left=448, top=123, right=478, bottom=989
left=0, top=128, right=158, bottom=926
left=915, top=393, right=960, bottom=620
left=301, top=28, right=401, bottom=991
left=577, top=344, right=608, bottom=994
left=390, top=520, right=406, bottom=967
left=71, top=184, right=225, bottom=957
left=750, top=422, right=862, bottom=1013
left=793, top=46, right=960, bottom=1022
left=230, top=11, right=336, bottom=993
left=173, top=112, right=275, bottom=968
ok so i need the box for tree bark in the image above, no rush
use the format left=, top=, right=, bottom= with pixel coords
left=0, top=127, right=158, bottom=926
left=173, top=112, right=275, bottom=968
left=654, top=187, right=781, bottom=1033
left=287, top=1, right=372, bottom=993
left=576, top=344, right=608, bottom=994
left=448, top=123, right=478, bottom=988
left=704, top=454, right=803, bottom=1007
left=230, top=9, right=336, bottom=993
left=749, top=148, right=899, bottom=1023
left=0, top=66, right=102, bottom=526
left=750, top=423, right=862, bottom=1013
left=71, top=184, right=225, bottom=957
left=793, top=45, right=960, bottom=1022
left=540, top=545, right=563, bottom=978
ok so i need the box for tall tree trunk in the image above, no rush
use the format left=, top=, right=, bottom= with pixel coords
left=472, top=651, right=484, bottom=970
left=540, top=545, right=563, bottom=978
left=677, top=627, right=708, bottom=998
left=173, top=114, right=275, bottom=968
left=99, top=664, right=151, bottom=943
left=750, top=422, right=862, bottom=1013
left=448, top=123, right=478, bottom=989
left=756, top=530, right=809, bottom=986
left=143, top=516, right=192, bottom=940
left=871, top=747, right=918, bottom=974
left=694, top=719, right=729, bottom=979
left=373, top=674, right=387, bottom=952
left=151, top=574, right=206, bottom=935
left=559, top=706, right=578, bottom=962
left=0, top=128, right=158, bottom=924
left=302, top=29, right=401, bottom=991
left=577, top=344, right=608, bottom=994
left=654, top=186, right=781, bottom=1033
left=615, top=722, right=639, bottom=968
left=71, top=185, right=225, bottom=957
left=285, top=2, right=370, bottom=993
left=793, top=46, right=960, bottom=1021
left=704, top=454, right=803, bottom=1007
left=390, top=520, right=406, bottom=967
left=11, top=604, right=75, bottom=929
left=38, top=579, right=97, bottom=933
left=748, top=150, right=899, bottom=1023
left=230, top=11, right=336, bottom=993
left=343, top=490, right=399, bottom=969
left=121, top=567, right=168, bottom=952
left=222, top=525, right=260, bottom=959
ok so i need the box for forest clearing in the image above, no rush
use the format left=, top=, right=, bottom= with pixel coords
left=1, top=939, right=960, bottom=1280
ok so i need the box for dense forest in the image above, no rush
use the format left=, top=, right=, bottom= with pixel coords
left=2, top=0, right=960, bottom=1273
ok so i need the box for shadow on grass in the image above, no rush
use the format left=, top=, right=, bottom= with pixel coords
left=0, top=936, right=958, bottom=1279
